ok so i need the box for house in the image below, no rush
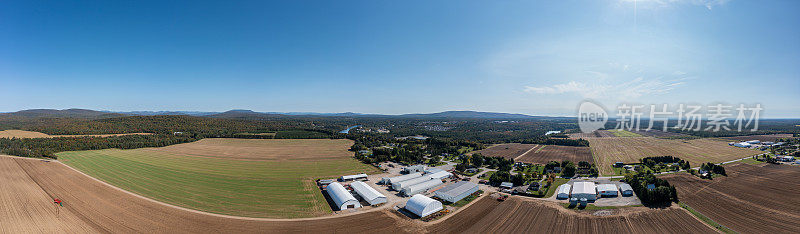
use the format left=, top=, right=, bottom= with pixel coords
left=500, top=182, right=514, bottom=189
left=528, top=182, right=540, bottom=191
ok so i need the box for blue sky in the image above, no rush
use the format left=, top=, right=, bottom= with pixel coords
left=1, top=0, right=798, bottom=117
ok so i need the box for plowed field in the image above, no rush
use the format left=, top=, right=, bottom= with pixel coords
left=663, top=163, right=800, bottom=233
left=473, top=143, right=538, bottom=159
left=515, top=145, right=592, bottom=164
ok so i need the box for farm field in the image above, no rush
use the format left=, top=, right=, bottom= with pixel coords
left=722, top=133, right=797, bottom=142
left=473, top=143, right=538, bottom=159
left=4, top=156, right=411, bottom=233
left=0, top=129, right=152, bottom=138
left=631, top=129, right=689, bottom=138
left=515, top=145, right=592, bottom=164
left=607, top=129, right=642, bottom=137
left=589, top=137, right=762, bottom=175
left=663, top=163, right=800, bottom=233
left=427, top=196, right=715, bottom=233
left=57, top=138, right=380, bottom=218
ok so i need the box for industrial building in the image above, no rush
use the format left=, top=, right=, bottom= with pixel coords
left=392, top=176, right=432, bottom=191
left=597, top=184, right=618, bottom=197
left=350, top=181, right=387, bottom=206
left=403, top=165, right=426, bottom=174
left=405, top=194, right=443, bottom=218
left=381, top=172, right=422, bottom=185
left=434, top=181, right=479, bottom=203
left=556, top=184, right=571, bottom=199
left=402, top=179, right=443, bottom=196
left=326, top=182, right=361, bottom=210
left=570, top=182, right=597, bottom=201
left=619, top=183, right=634, bottom=196
left=427, top=170, right=453, bottom=180
left=341, top=173, right=368, bottom=181
left=425, top=168, right=445, bottom=174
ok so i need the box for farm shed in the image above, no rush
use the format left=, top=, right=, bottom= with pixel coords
left=381, top=172, right=423, bottom=185
left=341, top=173, right=368, bottom=181
left=556, top=184, right=572, bottom=199
left=326, top=182, right=361, bottom=210
left=427, top=171, right=453, bottom=180
left=402, top=179, right=444, bottom=196
left=403, top=165, right=426, bottom=174
left=597, top=184, right=618, bottom=197
left=619, top=183, right=634, bottom=196
left=571, top=182, right=597, bottom=201
left=434, top=181, right=479, bottom=203
left=392, top=176, right=432, bottom=191
left=500, top=182, right=514, bottom=189
left=734, top=142, right=751, bottom=148
left=425, top=168, right=445, bottom=174
left=405, top=194, right=443, bottom=218
left=350, top=181, right=387, bottom=206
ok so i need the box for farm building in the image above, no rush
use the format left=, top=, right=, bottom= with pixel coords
left=317, top=179, right=336, bottom=186
left=571, top=182, right=597, bottom=201
left=326, top=182, right=361, bottom=210
left=392, top=176, right=432, bottom=191
left=597, top=184, right=618, bottom=197
left=556, top=184, right=572, bottom=199
left=403, top=165, right=426, bottom=174
left=619, top=183, right=634, bottom=196
left=427, top=171, right=453, bottom=180
left=341, top=173, right=368, bottom=181
left=405, top=194, right=443, bottom=218
left=425, top=168, right=445, bottom=174
left=381, top=172, right=423, bottom=185
left=500, top=182, right=514, bottom=189
left=734, top=142, right=751, bottom=148
left=434, top=181, right=479, bottom=203
left=746, top=140, right=761, bottom=144
left=402, top=179, right=443, bottom=196
left=350, top=181, right=387, bottom=206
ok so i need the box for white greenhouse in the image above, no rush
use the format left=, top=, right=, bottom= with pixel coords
left=405, top=194, right=443, bottom=218
left=392, top=176, right=432, bottom=191
left=556, top=184, right=572, bottom=199
left=434, top=181, right=478, bottom=203
left=402, top=179, right=443, bottom=196
left=381, top=172, right=423, bottom=185
left=326, top=182, right=361, bottom=210
left=350, top=181, right=387, bottom=206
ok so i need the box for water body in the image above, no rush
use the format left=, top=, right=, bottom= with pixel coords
left=339, top=125, right=361, bottom=134
left=545, top=131, right=562, bottom=135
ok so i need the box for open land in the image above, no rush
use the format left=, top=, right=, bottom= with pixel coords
left=427, top=196, right=716, bottom=233
left=0, top=129, right=152, bottom=138
left=589, top=137, right=762, bottom=175
left=662, top=163, right=800, bottom=233
left=57, top=138, right=380, bottom=218
left=2, top=156, right=411, bottom=233
left=722, top=134, right=797, bottom=142
left=515, top=145, right=593, bottom=164
left=473, top=143, right=538, bottom=159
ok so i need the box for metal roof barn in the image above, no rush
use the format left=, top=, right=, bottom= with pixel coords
left=571, top=182, right=597, bottom=201
left=326, top=182, right=361, bottom=210
left=404, top=194, right=443, bottom=218
left=392, top=176, right=432, bottom=191
left=618, top=183, right=634, bottom=196
left=350, top=181, right=387, bottom=206
left=427, top=171, right=453, bottom=180
left=556, top=184, right=572, bottom=199
left=402, top=179, right=444, bottom=196
left=381, top=172, right=423, bottom=185
left=341, top=173, right=368, bottom=181
left=597, top=184, right=618, bottom=197
left=434, top=181, right=479, bottom=203
left=425, top=168, right=445, bottom=174
left=403, top=165, right=426, bottom=174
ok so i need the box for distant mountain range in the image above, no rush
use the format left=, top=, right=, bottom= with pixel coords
left=0, top=109, right=553, bottom=119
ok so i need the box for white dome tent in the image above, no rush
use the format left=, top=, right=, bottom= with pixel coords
left=326, top=182, right=361, bottom=210
left=404, top=194, right=443, bottom=218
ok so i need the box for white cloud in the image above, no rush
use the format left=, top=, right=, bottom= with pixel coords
left=619, top=0, right=731, bottom=10
left=523, top=72, right=690, bottom=100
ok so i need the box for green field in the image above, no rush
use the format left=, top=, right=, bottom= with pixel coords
left=608, top=129, right=642, bottom=137
left=58, top=139, right=379, bottom=218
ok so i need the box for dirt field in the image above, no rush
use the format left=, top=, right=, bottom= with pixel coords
left=473, top=143, right=538, bottom=159
left=57, top=139, right=380, bottom=218
left=663, top=163, right=800, bottom=233
left=589, top=137, right=762, bottom=175
left=631, top=130, right=688, bottom=138
left=722, top=133, right=797, bottom=142
left=428, top=196, right=715, bottom=233
left=569, top=130, right=616, bottom=138
left=4, top=156, right=414, bottom=233
left=515, top=145, right=592, bottom=164
left=0, top=129, right=151, bottom=138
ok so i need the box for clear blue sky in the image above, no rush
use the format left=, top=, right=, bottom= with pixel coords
left=1, top=0, right=798, bottom=117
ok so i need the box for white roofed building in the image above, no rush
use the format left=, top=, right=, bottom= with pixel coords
left=556, top=184, right=571, bottom=199
left=350, top=181, right=387, bottom=206
left=571, top=182, right=597, bottom=201
left=597, top=184, right=618, bottom=197
left=434, top=181, right=479, bottom=203
left=341, top=173, right=368, bottom=181
left=381, top=172, right=423, bottom=185
left=427, top=171, right=452, bottom=180
left=619, top=183, right=634, bottom=196
left=392, top=176, right=432, bottom=191
left=402, top=179, right=443, bottom=196
left=405, top=194, right=443, bottom=218
left=326, top=182, right=361, bottom=210
left=403, top=165, right=426, bottom=174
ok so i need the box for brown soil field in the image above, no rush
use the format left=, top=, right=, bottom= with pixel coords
left=473, top=143, right=538, bottom=159
left=0, top=129, right=152, bottom=138
left=516, top=145, right=592, bottom=164
left=631, top=130, right=688, bottom=138
left=145, top=138, right=355, bottom=161
left=722, top=134, right=797, bottom=142
left=589, top=137, right=762, bottom=175
left=568, top=130, right=616, bottom=138
left=428, top=196, right=716, bottom=233
left=663, top=163, right=800, bottom=233
left=6, top=156, right=414, bottom=233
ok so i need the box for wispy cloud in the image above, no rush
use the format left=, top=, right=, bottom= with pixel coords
left=620, top=0, right=731, bottom=10
left=523, top=70, right=690, bottom=99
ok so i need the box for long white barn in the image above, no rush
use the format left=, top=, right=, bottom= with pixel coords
left=326, top=182, right=361, bottom=210
left=350, top=181, right=387, bottom=206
